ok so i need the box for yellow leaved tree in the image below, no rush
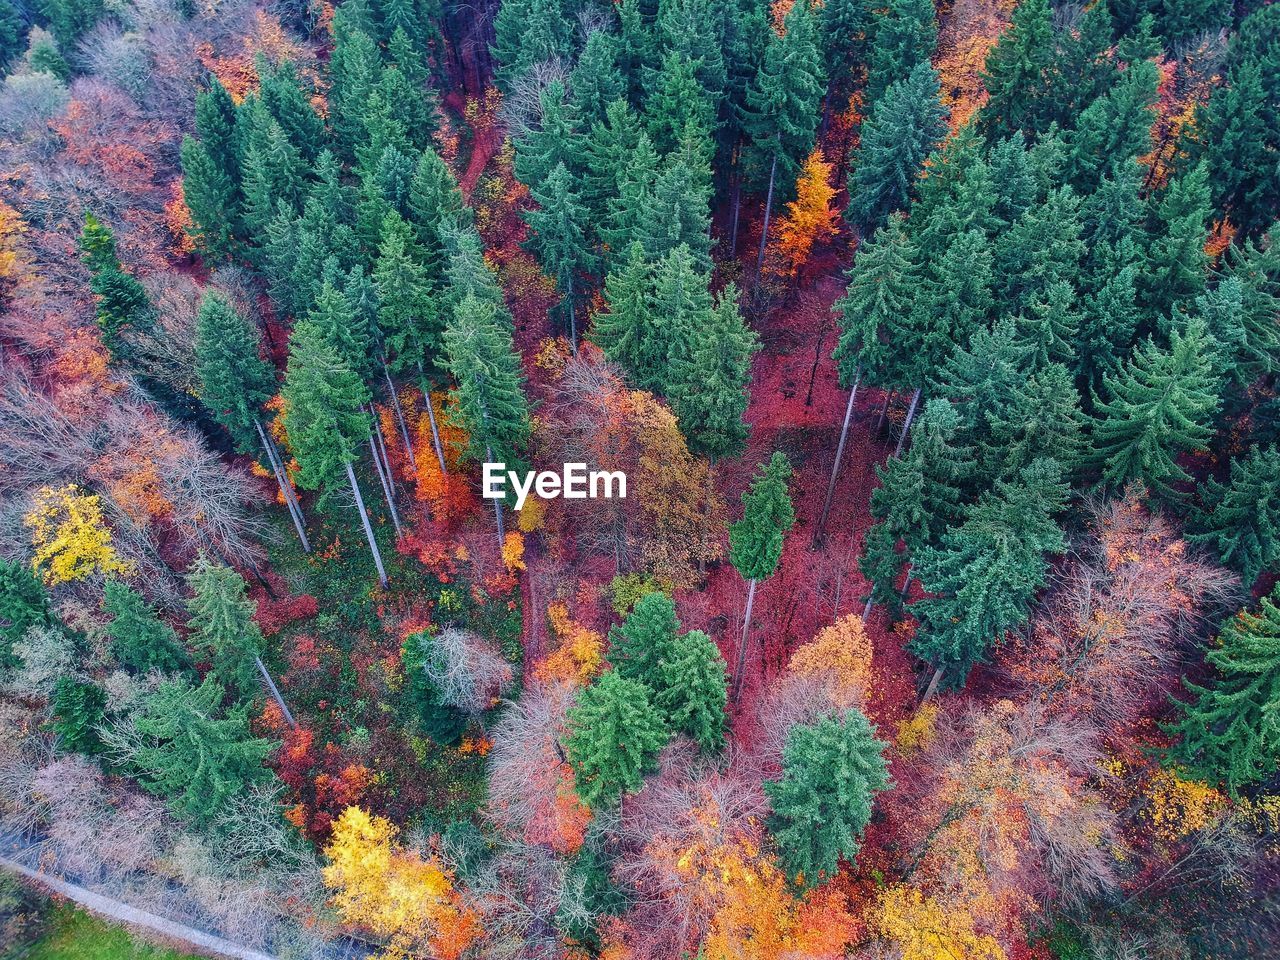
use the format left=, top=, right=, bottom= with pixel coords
left=323, top=806, right=481, bottom=960
left=873, top=884, right=1005, bottom=960
left=25, top=484, right=133, bottom=586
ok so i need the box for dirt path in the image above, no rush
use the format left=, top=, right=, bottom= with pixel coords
left=0, top=855, right=278, bottom=960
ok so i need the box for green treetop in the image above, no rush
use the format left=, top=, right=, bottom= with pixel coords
left=374, top=211, right=441, bottom=375
left=765, top=708, right=891, bottom=888
left=0, top=556, right=51, bottom=669
left=185, top=557, right=264, bottom=703
left=591, top=242, right=661, bottom=388
left=865, top=0, right=937, bottom=107
left=51, top=678, right=107, bottom=756
left=730, top=452, right=796, bottom=582
left=1190, top=445, right=1280, bottom=588
left=194, top=291, right=275, bottom=453
left=525, top=162, right=597, bottom=347
left=655, top=629, right=728, bottom=753
left=104, top=579, right=188, bottom=675
left=133, top=674, right=274, bottom=824
left=609, top=591, right=681, bottom=686
left=978, top=0, right=1053, bottom=142
left=562, top=669, right=669, bottom=807
left=1166, top=588, right=1280, bottom=795
left=515, top=81, right=585, bottom=192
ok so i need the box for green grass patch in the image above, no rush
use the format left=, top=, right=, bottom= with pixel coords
left=14, top=904, right=198, bottom=960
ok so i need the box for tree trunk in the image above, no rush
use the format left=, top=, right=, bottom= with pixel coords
left=487, top=443, right=506, bottom=552
left=893, top=387, right=922, bottom=459
left=417, top=364, right=448, bottom=475
left=567, top=276, right=578, bottom=355
left=345, top=460, right=388, bottom=587
left=382, top=360, right=417, bottom=477
left=899, top=565, right=914, bottom=601
left=368, top=434, right=403, bottom=538
left=371, top=410, right=397, bottom=495
left=254, top=655, right=297, bottom=729
left=814, top=368, right=860, bottom=548
left=875, top=390, right=894, bottom=437
left=862, top=593, right=873, bottom=622
left=729, top=142, right=742, bottom=252
left=755, top=149, right=780, bottom=282
left=254, top=418, right=310, bottom=553
left=732, top=577, right=759, bottom=703
left=263, top=428, right=307, bottom=535
left=921, top=663, right=945, bottom=704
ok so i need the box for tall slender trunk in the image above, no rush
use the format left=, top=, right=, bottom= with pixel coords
left=729, top=142, right=743, bottom=253
left=417, top=363, right=448, bottom=475
left=732, top=577, right=759, bottom=703
left=566, top=276, right=578, bottom=355
left=893, top=387, right=922, bottom=458
left=755, top=149, right=780, bottom=282
left=368, top=434, right=403, bottom=538
left=371, top=410, right=397, bottom=495
left=862, top=593, right=873, bottom=622
left=254, top=655, right=297, bottom=729
left=899, top=566, right=914, bottom=601
left=382, top=360, right=417, bottom=477
left=345, top=460, right=388, bottom=587
left=255, top=418, right=310, bottom=553
left=921, top=663, right=945, bottom=704
left=814, top=368, right=860, bottom=547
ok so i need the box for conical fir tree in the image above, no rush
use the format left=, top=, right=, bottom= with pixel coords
left=444, top=293, right=532, bottom=548
left=655, top=629, right=728, bottom=753
left=1166, top=588, right=1280, bottom=795
left=104, top=579, right=188, bottom=674
left=524, top=162, right=597, bottom=349
left=1190, top=445, right=1280, bottom=588
left=185, top=557, right=264, bottom=703
left=590, top=241, right=660, bottom=388
left=0, top=556, right=51, bottom=668
left=865, top=0, right=938, bottom=107
left=846, top=62, right=947, bottom=232
left=765, top=708, right=890, bottom=888
left=978, top=0, right=1053, bottom=141
left=729, top=452, right=796, bottom=700
left=609, top=591, right=681, bottom=686
left=194, top=291, right=275, bottom=452
left=51, top=677, right=107, bottom=755
left=562, top=669, right=669, bottom=807
left=668, top=283, right=760, bottom=462
left=79, top=213, right=154, bottom=358
left=1090, top=319, right=1221, bottom=501
left=180, top=136, right=241, bottom=261
left=134, top=674, right=274, bottom=823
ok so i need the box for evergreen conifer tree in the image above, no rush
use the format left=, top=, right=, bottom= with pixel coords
left=185, top=557, right=264, bottom=703
left=591, top=241, right=660, bottom=387
left=1190, top=445, right=1280, bottom=588
left=655, top=629, right=728, bottom=753
left=562, top=669, right=669, bottom=807
left=51, top=678, right=107, bottom=755
left=0, top=557, right=51, bottom=669
left=865, top=0, right=937, bottom=107
left=525, top=162, right=597, bottom=349
left=104, top=579, right=188, bottom=675
left=609, top=591, right=681, bottom=686
left=765, top=708, right=890, bottom=887
left=979, top=0, right=1053, bottom=141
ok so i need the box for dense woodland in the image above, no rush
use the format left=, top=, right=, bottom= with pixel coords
left=0, top=0, right=1278, bottom=957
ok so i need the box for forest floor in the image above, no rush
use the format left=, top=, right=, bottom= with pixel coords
left=15, top=905, right=199, bottom=960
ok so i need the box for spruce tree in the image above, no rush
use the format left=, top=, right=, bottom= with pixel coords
left=1221, top=223, right=1280, bottom=382
left=729, top=452, right=795, bottom=699
left=668, top=283, right=760, bottom=462
left=1145, top=162, right=1213, bottom=323
left=635, top=147, right=714, bottom=268
left=185, top=557, right=264, bottom=703
left=743, top=0, right=825, bottom=277
left=1090, top=319, right=1221, bottom=501
left=1016, top=279, right=1081, bottom=369
left=0, top=556, right=51, bottom=668
left=932, top=316, right=1034, bottom=450
left=194, top=291, right=275, bottom=453
left=655, top=629, right=728, bottom=753
left=240, top=116, right=307, bottom=238
left=408, top=147, right=470, bottom=281
left=581, top=98, right=644, bottom=229
left=1202, top=59, right=1275, bottom=236
left=911, top=458, right=1068, bottom=693
left=104, top=579, right=188, bottom=674
left=525, top=162, right=597, bottom=348
left=78, top=213, right=154, bottom=358
left=194, top=76, right=241, bottom=182
left=569, top=29, right=626, bottom=127
left=180, top=136, right=241, bottom=261
left=327, top=18, right=383, bottom=162
left=864, top=0, right=938, bottom=107
left=846, top=62, right=947, bottom=232
left=1166, top=588, right=1280, bottom=795
left=492, top=0, right=574, bottom=94
left=258, top=58, right=326, bottom=160
left=601, top=134, right=661, bottom=263
left=591, top=241, right=660, bottom=387
left=1190, top=445, right=1280, bottom=588
left=374, top=211, right=440, bottom=378
left=51, top=678, right=106, bottom=755
left=644, top=50, right=718, bottom=155
left=978, top=0, right=1053, bottom=141
left=994, top=186, right=1086, bottom=315
left=562, top=669, right=669, bottom=807
left=765, top=708, right=890, bottom=888
left=609, top=591, right=681, bottom=687
left=818, top=0, right=872, bottom=106
left=1066, top=58, right=1160, bottom=189
left=982, top=361, right=1085, bottom=481
left=645, top=244, right=716, bottom=389
left=515, top=81, right=584, bottom=192
left=133, top=674, right=274, bottom=824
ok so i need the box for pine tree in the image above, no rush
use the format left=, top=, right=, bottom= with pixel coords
left=668, top=283, right=760, bottom=462
left=609, top=591, right=681, bottom=686
left=591, top=242, right=660, bottom=387
left=569, top=29, right=626, bottom=127
left=445, top=293, right=532, bottom=547
left=258, top=58, right=326, bottom=161
left=978, top=0, right=1053, bottom=141
left=743, top=0, right=825, bottom=277
left=133, top=674, right=274, bottom=823
left=911, top=459, right=1068, bottom=693
left=1090, top=319, right=1221, bottom=501
left=1190, top=445, right=1280, bottom=588
left=1166, top=588, right=1280, bottom=795
left=983, top=361, right=1085, bottom=481
left=846, top=62, right=947, bottom=232
left=180, top=136, right=241, bottom=261
left=1144, top=162, right=1213, bottom=323
left=492, top=0, right=574, bottom=94
left=328, top=18, right=383, bottom=162
left=645, top=243, right=716, bottom=389
left=1066, top=58, right=1160, bottom=189
left=636, top=145, right=715, bottom=268
left=78, top=213, right=154, bottom=357
left=730, top=452, right=795, bottom=699
left=185, top=557, right=264, bottom=703
left=765, top=708, right=890, bottom=888
left=525, top=162, right=597, bottom=348
left=408, top=147, right=470, bottom=281
left=562, top=669, right=669, bottom=807
left=819, top=0, right=872, bottom=105
left=865, top=0, right=937, bottom=107
left=860, top=399, right=971, bottom=610
left=601, top=134, right=661, bottom=263
left=655, top=629, right=728, bottom=753
left=51, top=678, right=107, bottom=755
left=0, top=556, right=51, bottom=668
left=374, top=211, right=440, bottom=377
left=994, top=186, right=1086, bottom=315
left=104, top=579, right=188, bottom=674
left=194, top=291, right=275, bottom=452
left=932, top=316, right=1035, bottom=449
left=515, top=81, right=584, bottom=192
left=283, top=320, right=387, bottom=585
